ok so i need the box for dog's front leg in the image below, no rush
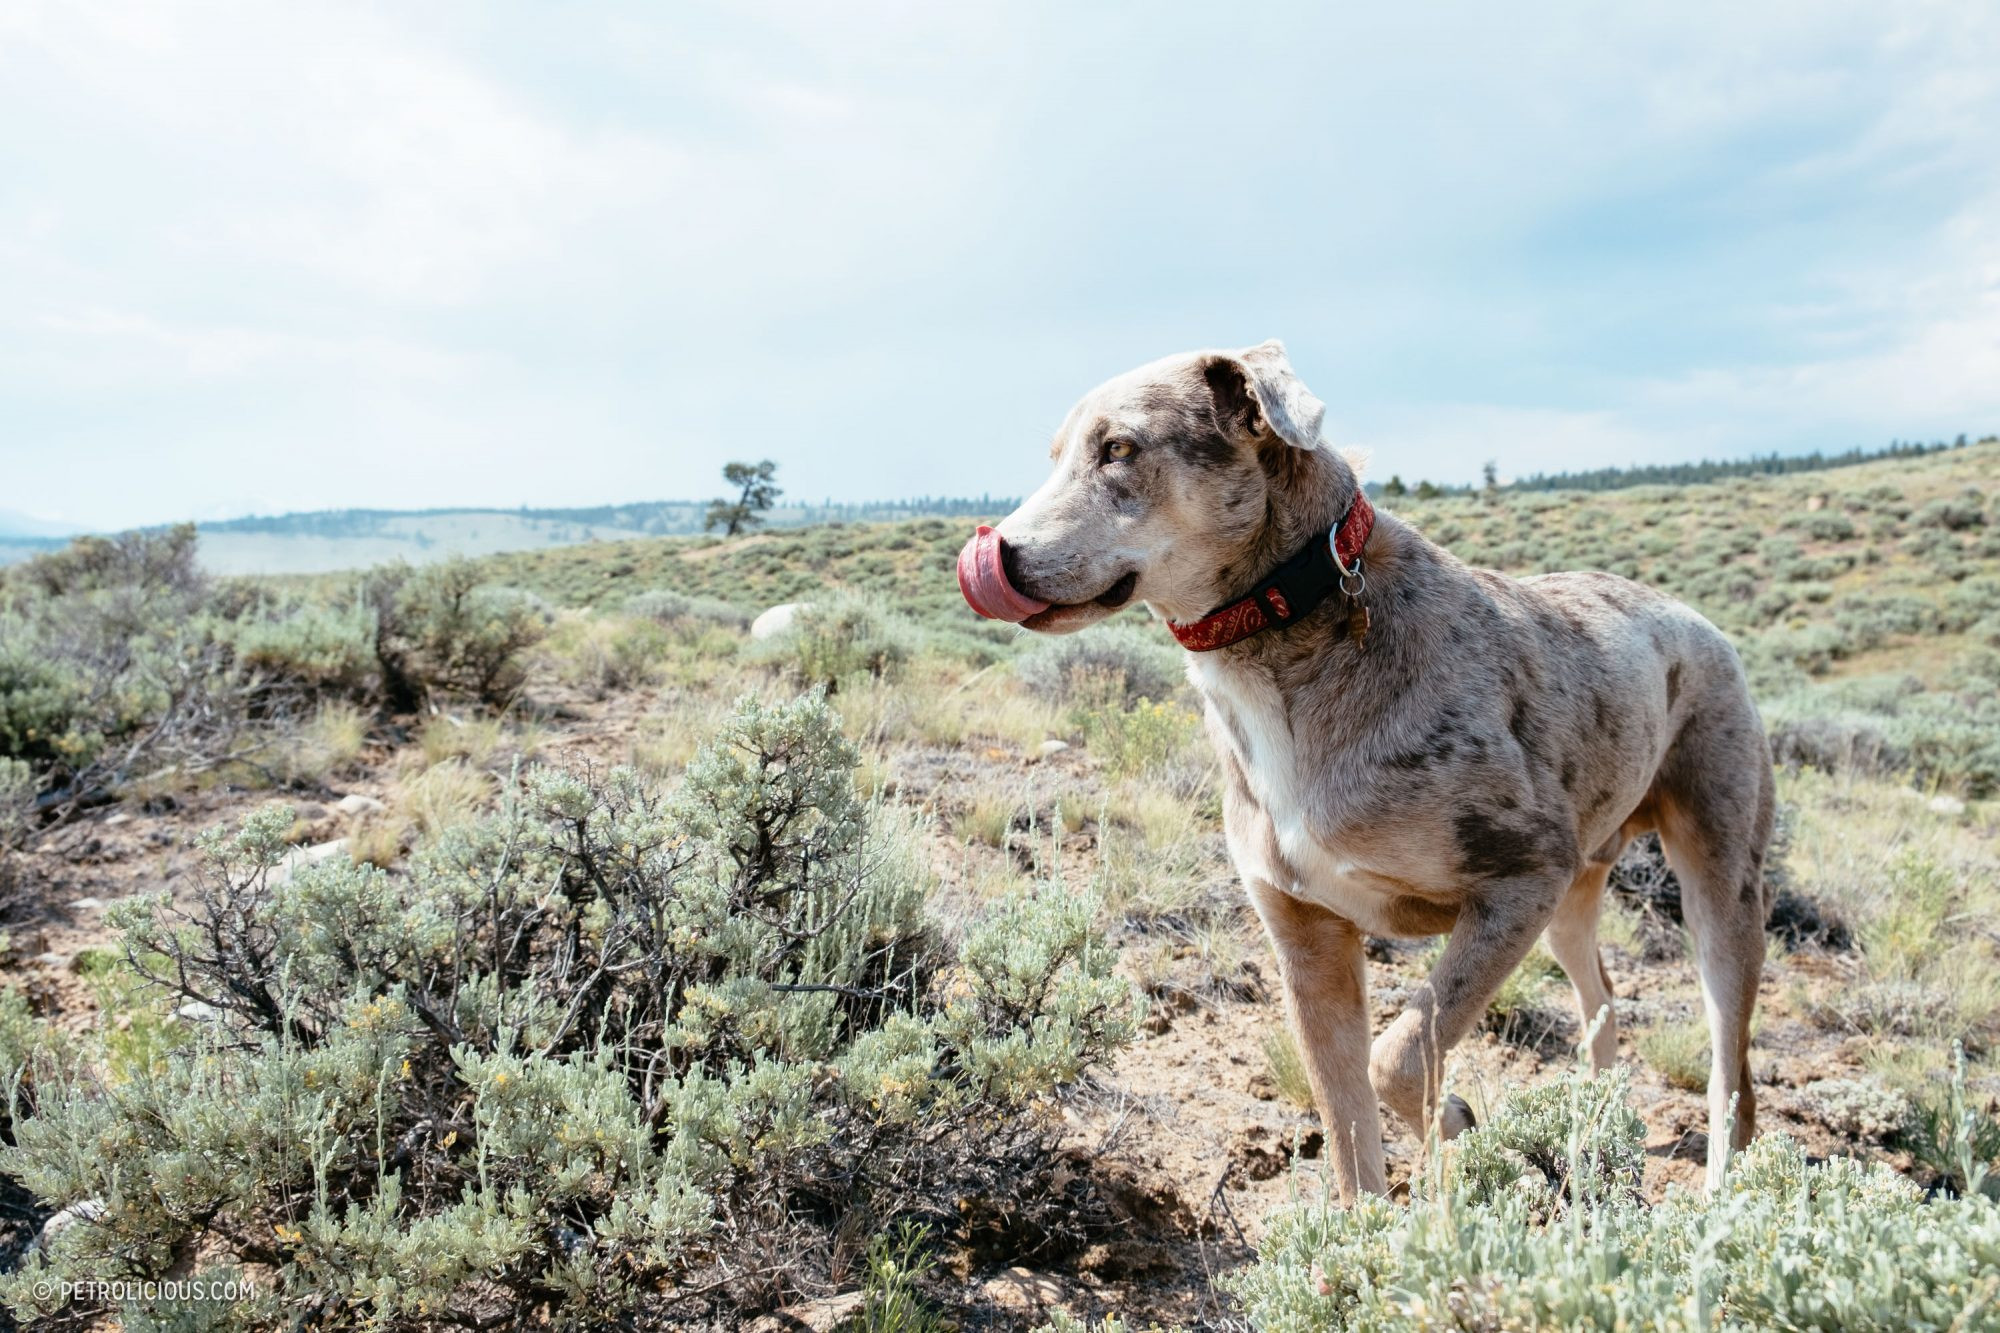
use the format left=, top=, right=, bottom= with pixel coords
left=1370, top=893, right=1554, bottom=1142
left=1246, top=880, right=1385, bottom=1202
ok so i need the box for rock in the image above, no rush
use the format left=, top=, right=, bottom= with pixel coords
left=69, top=897, right=107, bottom=912
left=747, top=1291, right=865, bottom=1332
left=177, top=1001, right=223, bottom=1024
left=751, top=602, right=811, bottom=641
left=35, top=1199, right=106, bottom=1256
left=335, top=793, right=387, bottom=817
left=978, top=1268, right=1065, bottom=1315
left=1929, top=794, right=1967, bottom=816
left=29, top=952, right=70, bottom=972
left=103, top=812, right=133, bottom=827
left=269, top=838, right=350, bottom=885
left=1037, top=739, right=1071, bottom=758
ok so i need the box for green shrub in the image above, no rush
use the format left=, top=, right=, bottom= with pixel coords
left=1445, top=1066, right=1646, bottom=1209
left=2, top=531, right=410, bottom=802
left=365, top=559, right=552, bottom=707
left=0, top=756, right=32, bottom=849
left=1799, top=1076, right=1911, bottom=1145
left=1912, top=493, right=1987, bottom=532
left=1226, top=1066, right=2000, bottom=1332
left=761, top=593, right=919, bottom=690
left=1013, top=620, right=1182, bottom=707
left=622, top=588, right=751, bottom=631
left=0, top=527, right=241, bottom=792
left=213, top=596, right=379, bottom=701
left=0, top=692, right=1135, bottom=1328
left=544, top=613, right=673, bottom=697
left=3, top=524, right=203, bottom=604
left=1801, top=510, right=1859, bottom=542
left=1903, top=1048, right=2000, bottom=1198
left=852, top=1222, right=947, bottom=1333
left=0, top=638, right=92, bottom=772
left=1076, top=698, right=1201, bottom=779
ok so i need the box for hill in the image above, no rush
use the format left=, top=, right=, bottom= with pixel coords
left=191, top=496, right=1011, bottom=574
left=1, top=435, right=1996, bottom=1328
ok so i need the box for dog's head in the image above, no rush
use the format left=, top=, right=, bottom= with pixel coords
left=959, top=339, right=1346, bottom=633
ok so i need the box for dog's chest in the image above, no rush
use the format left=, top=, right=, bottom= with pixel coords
left=1192, top=658, right=1394, bottom=920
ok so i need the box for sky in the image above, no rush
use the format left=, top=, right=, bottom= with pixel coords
left=2, top=1, right=1997, bottom=532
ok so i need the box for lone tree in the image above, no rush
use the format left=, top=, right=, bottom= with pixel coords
left=705, top=459, right=782, bottom=535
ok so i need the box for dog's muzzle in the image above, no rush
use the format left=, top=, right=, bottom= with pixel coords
left=956, top=525, right=1051, bottom=622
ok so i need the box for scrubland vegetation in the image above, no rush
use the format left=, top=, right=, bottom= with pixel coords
left=2, top=439, right=1998, bottom=1328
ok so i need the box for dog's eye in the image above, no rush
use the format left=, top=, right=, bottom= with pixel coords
left=1103, top=439, right=1137, bottom=464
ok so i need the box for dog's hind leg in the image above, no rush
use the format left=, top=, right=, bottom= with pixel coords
left=1653, top=703, right=1775, bottom=1191
left=1247, top=881, right=1386, bottom=1202
left=1545, top=858, right=1619, bottom=1072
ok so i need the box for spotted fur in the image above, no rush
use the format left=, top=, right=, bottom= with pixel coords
left=994, top=340, right=1774, bottom=1200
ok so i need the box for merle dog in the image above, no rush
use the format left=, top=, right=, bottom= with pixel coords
left=957, top=340, right=1772, bottom=1198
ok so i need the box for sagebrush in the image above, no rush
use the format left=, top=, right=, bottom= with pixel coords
left=1, top=692, right=1136, bottom=1329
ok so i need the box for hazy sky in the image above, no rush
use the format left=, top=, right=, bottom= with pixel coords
left=3, top=2, right=1997, bottom=531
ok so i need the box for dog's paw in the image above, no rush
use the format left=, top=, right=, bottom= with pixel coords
left=1440, top=1094, right=1477, bottom=1140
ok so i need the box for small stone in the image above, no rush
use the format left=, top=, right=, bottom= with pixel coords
left=750, top=602, right=811, bottom=641
left=30, top=952, right=70, bottom=971
left=35, top=1199, right=106, bottom=1257
left=1038, top=739, right=1071, bottom=758
left=335, top=793, right=387, bottom=817
left=269, top=838, right=350, bottom=885
left=1929, top=794, right=1967, bottom=816
left=177, top=1002, right=223, bottom=1023
left=747, top=1291, right=864, bottom=1333
left=69, top=897, right=107, bottom=912
left=103, top=812, right=133, bottom=827
left=979, top=1268, right=1066, bottom=1314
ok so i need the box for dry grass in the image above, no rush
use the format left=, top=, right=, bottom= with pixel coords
left=281, top=701, right=370, bottom=783
left=1637, top=1016, right=1711, bottom=1092
left=398, top=759, right=494, bottom=836
left=542, top=611, right=668, bottom=698
left=956, top=791, right=1019, bottom=849
left=348, top=814, right=406, bottom=869
left=630, top=708, right=709, bottom=779
left=417, top=713, right=505, bottom=769
left=1781, top=767, right=2000, bottom=1044
left=1262, top=1027, right=1315, bottom=1111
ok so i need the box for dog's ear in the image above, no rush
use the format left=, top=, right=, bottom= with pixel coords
left=1202, top=340, right=1326, bottom=452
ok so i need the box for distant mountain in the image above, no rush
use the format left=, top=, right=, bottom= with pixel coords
left=0, top=496, right=1019, bottom=576
left=185, top=497, right=1015, bottom=575
left=196, top=495, right=1006, bottom=541
left=0, top=508, right=82, bottom=540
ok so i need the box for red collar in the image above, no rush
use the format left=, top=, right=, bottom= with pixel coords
left=1167, top=493, right=1375, bottom=652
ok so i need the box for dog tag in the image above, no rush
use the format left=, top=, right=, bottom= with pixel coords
left=1348, top=604, right=1371, bottom=650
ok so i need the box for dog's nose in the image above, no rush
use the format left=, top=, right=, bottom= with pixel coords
left=957, top=525, right=1051, bottom=621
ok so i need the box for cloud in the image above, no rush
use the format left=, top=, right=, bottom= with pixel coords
left=0, top=1, right=1996, bottom=527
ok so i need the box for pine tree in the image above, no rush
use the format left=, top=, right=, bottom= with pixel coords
left=705, top=459, right=782, bottom=535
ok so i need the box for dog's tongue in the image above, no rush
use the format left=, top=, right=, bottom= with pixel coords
left=957, top=525, right=1050, bottom=622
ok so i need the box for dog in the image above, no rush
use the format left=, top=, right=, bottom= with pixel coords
left=956, top=340, right=1773, bottom=1199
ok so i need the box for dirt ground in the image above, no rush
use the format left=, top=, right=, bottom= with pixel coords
left=0, top=681, right=1940, bottom=1330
